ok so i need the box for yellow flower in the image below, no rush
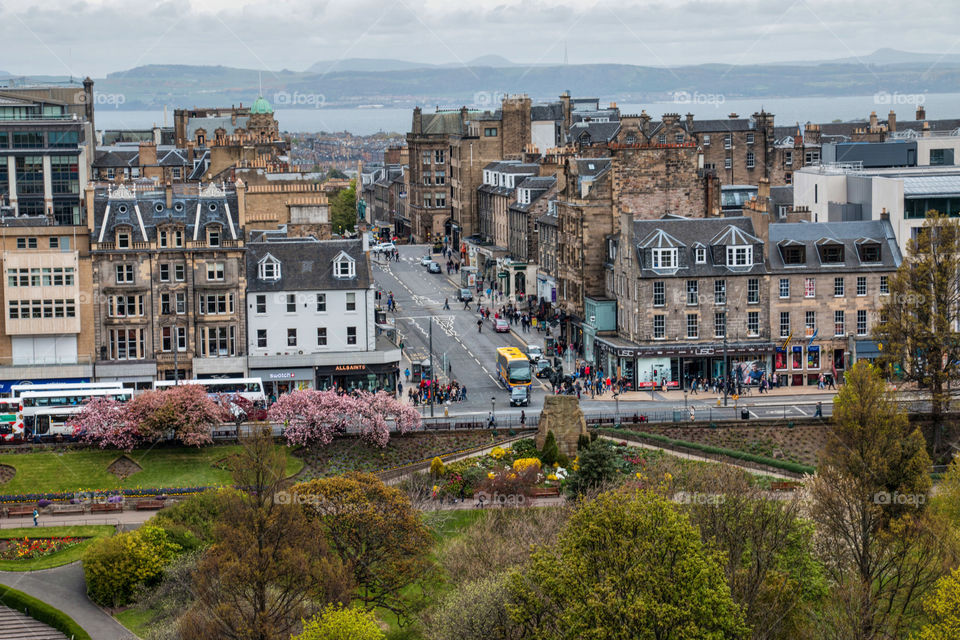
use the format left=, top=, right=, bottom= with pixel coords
left=547, top=474, right=558, bottom=481
left=432, top=485, right=439, bottom=493
left=490, top=447, right=506, bottom=459
left=487, top=472, right=495, bottom=480
left=513, top=458, right=542, bottom=473
left=664, top=472, right=673, bottom=483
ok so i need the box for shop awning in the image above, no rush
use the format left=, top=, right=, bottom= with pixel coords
left=855, top=340, right=881, bottom=359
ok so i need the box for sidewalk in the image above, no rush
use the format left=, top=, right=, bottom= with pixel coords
left=0, top=511, right=153, bottom=530
left=597, top=385, right=839, bottom=403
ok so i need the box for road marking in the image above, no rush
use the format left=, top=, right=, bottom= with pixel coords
left=793, top=406, right=809, bottom=416
left=749, top=410, right=760, bottom=418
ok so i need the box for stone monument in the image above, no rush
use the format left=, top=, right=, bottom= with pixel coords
left=536, top=395, right=588, bottom=458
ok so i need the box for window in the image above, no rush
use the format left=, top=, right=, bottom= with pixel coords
left=255, top=295, right=266, bottom=314
left=172, top=167, right=181, bottom=179
left=174, top=264, right=185, bottom=282
left=434, top=150, right=445, bottom=164
left=207, top=262, right=224, bottom=281
left=652, top=248, right=677, bottom=269
left=653, top=315, right=665, bottom=339
left=106, top=295, right=143, bottom=318
left=779, top=278, right=790, bottom=299
left=724, top=134, right=732, bottom=149
left=115, top=264, right=134, bottom=284
left=834, top=310, right=845, bottom=336
left=856, top=276, right=867, bottom=296
left=207, top=226, right=221, bottom=247
left=159, top=263, right=170, bottom=282
left=435, top=171, right=445, bottom=185
left=805, top=150, right=820, bottom=165
left=347, top=326, right=358, bottom=345
left=715, top=312, right=726, bottom=338
left=422, top=173, right=432, bottom=186
left=834, top=277, right=844, bottom=297
left=653, top=281, right=665, bottom=306
left=258, top=258, right=280, bottom=281
left=695, top=247, right=706, bottom=264
left=161, top=327, right=172, bottom=352
left=16, top=237, right=36, bottom=250
left=806, top=311, right=816, bottom=334
left=286, top=294, right=296, bottom=313
left=746, top=152, right=755, bottom=169
left=335, top=258, right=356, bottom=278
left=686, top=314, right=699, bottom=339
left=287, top=328, right=297, bottom=347
left=686, top=280, right=698, bottom=305
left=658, top=134, right=666, bottom=145
left=317, top=327, right=327, bottom=346
left=784, top=150, right=793, bottom=166
left=160, top=293, right=172, bottom=315
left=675, top=132, right=684, bottom=144
left=880, top=275, right=889, bottom=294
left=117, top=230, right=130, bottom=249
left=804, top=278, right=816, bottom=298
left=748, top=278, right=760, bottom=304
left=316, top=294, right=326, bottom=312
left=175, top=292, right=186, bottom=314
left=257, top=329, right=267, bottom=348
left=726, top=245, right=752, bottom=267
left=484, top=127, right=497, bottom=137
left=159, top=229, right=169, bottom=248
left=858, top=243, right=881, bottom=262
left=782, top=245, right=805, bottom=264
left=724, top=157, right=732, bottom=169
left=198, top=294, right=233, bottom=315
left=48, top=237, right=59, bottom=249
left=780, top=312, right=791, bottom=338
left=346, top=292, right=356, bottom=311
left=746, top=133, right=755, bottom=145
left=703, top=134, right=711, bottom=146
left=857, top=309, right=868, bottom=335
left=819, top=244, right=844, bottom=263
left=747, top=311, right=759, bottom=336
left=202, top=326, right=234, bottom=356
left=435, top=193, right=446, bottom=208
left=930, top=148, right=955, bottom=166
left=714, top=280, right=726, bottom=304
left=109, top=328, right=144, bottom=360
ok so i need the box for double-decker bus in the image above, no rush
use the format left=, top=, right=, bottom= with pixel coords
left=152, top=378, right=266, bottom=405
left=6, top=381, right=124, bottom=399
left=18, top=388, right=133, bottom=439
left=496, top=347, right=532, bottom=389
left=0, top=398, right=19, bottom=441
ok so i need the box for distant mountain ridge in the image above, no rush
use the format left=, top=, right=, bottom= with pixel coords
left=306, top=55, right=517, bottom=73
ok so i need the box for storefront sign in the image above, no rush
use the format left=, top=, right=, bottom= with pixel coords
left=269, top=372, right=296, bottom=380
left=334, top=364, right=367, bottom=372
left=695, top=348, right=715, bottom=355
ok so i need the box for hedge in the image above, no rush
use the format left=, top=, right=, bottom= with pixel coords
left=0, top=584, right=92, bottom=640
left=593, top=428, right=816, bottom=476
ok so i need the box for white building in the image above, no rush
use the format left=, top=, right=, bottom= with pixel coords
left=245, top=233, right=400, bottom=397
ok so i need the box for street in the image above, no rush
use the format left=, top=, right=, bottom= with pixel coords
left=374, top=244, right=844, bottom=423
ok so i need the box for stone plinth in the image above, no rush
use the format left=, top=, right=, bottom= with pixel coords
left=536, top=395, right=588, bottom=458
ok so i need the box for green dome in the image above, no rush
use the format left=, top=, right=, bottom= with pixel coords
left=251, top=95, right=273, bottom=114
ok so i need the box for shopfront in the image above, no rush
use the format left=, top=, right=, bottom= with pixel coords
left=251, top=367, right=315, bottom=399
left=316, top=363, right=398, bottom=394
left=0, top=376, right=89, bottom=395
left=774, top=342, right=841, bottom=386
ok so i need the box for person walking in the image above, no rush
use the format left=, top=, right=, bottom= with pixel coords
left=814, top=401, right=823, bottom=418
left=32, top=508, right=38, bottom=527
left=520, top=410, right=526, bottom=427
left=477, top=318, right=483, bottom=332
left=443, top=298, right=450, bottom=310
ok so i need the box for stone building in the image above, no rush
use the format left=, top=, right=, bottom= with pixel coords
left=407, top=108, right=464, bottom=242
left=240, top=182, right=331, bottom=238
left=92, top=142, right=209, bottom=184
left=477, top=161, right=539, bottom=247
left=87, top=181, right=247, bottom=384
left=597, top=216, right=772, bottom=389
left=508, top=176, right=557, bottom=263
left=535, top=206, right=559, bottom=305
left=0, top=214, right=95, bottom=392
left=766, top=218, right=901, bottom=386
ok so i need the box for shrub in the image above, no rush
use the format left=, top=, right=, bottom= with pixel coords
left=556, top=452, right=570, bottom=469
left=541, top=431, right=559, bottom=466
left=510, top=438, right=539, bottom=459
left=512, top=458, right=541, bottom=473
left=152, top=488, right=237, bottom=546
left=83, top=525, right=180, bottom=607
left=291, top=604, right=385, bottom=640
left=565, top=439, right=619, bottom=497
left=577, top=434, right=592, bottom=451
left=424, top=574, right=519, bottom=640
left=430, top=456, right=446, bottom=479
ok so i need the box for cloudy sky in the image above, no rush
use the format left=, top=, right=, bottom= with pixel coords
left=2, top=0, right=958, bottom=77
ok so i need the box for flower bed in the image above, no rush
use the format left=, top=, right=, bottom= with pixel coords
left=0, top=486, right=210, bottom=505
left=0, top=536, right=83, bottom=560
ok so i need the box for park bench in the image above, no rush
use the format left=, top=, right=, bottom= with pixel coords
left=90, top=503, right=123, bottom=513
left=50, top=504, right=85, bottom=515
left=6, top=506, right=34, bottom=517
left=135, top=500, right=166, bottom=510
left=769, top=481, right=800, bottom=492
left=529, top=487, right=561, bottom=498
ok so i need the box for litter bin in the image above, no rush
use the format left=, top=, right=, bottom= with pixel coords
left=672, top=410, right=682, bottom=422
left=740, top=409, right=749, bottom=420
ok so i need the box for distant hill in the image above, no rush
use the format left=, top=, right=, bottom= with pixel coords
left=779, top=48, right=960, bottom=67
left=306, top=55, right=517, bottom=73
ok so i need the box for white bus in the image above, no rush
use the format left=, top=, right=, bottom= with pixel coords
left=152, top=378, right=266, bottom=405
left=30, top=407, right=83, bottom=438
left=19, top=388, right=134, bottom=439
left=7, top=381, right=125, bottom=399
left=0, top=398, right=19, bottom=441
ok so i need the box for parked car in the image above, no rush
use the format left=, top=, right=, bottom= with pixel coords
left=494, top=318, right=510, bottom=333
left=373, top=242, right=396, bottom=253
left=510, top=385, right=530, bottom=407
left=419, top=255, right=433, bottom=266
left=427, top=261, right=442, bottom=274
left=526, top=344, right=543, bottom=361
left=535, top=359, right=552, bottom=378
left=458, top=288, right=473, bottom=302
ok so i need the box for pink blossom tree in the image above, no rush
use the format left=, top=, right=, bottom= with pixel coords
left=268, top=389, right=421, bottom=448
left=69, top=397, right=143, bottom=450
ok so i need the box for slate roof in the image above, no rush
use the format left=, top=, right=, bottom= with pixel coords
left=689, top=119, right=754, bottom=133
left=575, top=158, right=612, bottom=177
left=570, top=120, right=621, bottom=144
left=246, top=237, right=371, bottom=292
left=531, top=103, right=564, bottom=121
left=767, top=219, right=901, bottom=272
left=187, top=116, right=249, bottom=140
left=419, top=111, right=467, bottom=136
left=632, top=216, right=767, bottom=277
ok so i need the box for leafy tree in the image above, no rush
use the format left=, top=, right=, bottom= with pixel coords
left=875, top=212, right=960, bottom=452
left=291, top=604, right=384, bottom=640
left=425, top=574, right=522, bottom=640
left=540, top=430, right=559, bottom=466
left=913, top=567, right=960, bottom=640
left=429, top=456, right=445, bottom=479
left=564, top=438, right=619, bottom=497
left=330, top=180, right=357, bottom=234
left=268, top=390, right=421, bottom=448
left=825, top=361, right=932, bottom=520
left=930, top=457, right=960, bottom=528
left=179, top=428, right=352, bottom=640
left=83, top=525, right=181, bottom=607
left=509, top=489, right=749, bottom=639
left=293, top=473, right=434, bottom=624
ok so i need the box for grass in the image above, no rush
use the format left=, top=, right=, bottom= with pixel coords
left=0, top=444, right=303, bottom=495
left=0, top=525, right=115, bottom=571
left=0, top=584, right=92, bottom=640
left=114, top=607, right=156, bottom=636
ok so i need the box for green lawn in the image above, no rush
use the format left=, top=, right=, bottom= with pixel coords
left=0, top=445, right=302, bottom=495
left=0, top=525, right=114, bottom=571
left=114, top=607, right=155, bottom=636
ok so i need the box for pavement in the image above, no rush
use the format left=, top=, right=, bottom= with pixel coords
left=0, top=563, right=137, bottom=640
left=0, top=512, right=151, bottom=530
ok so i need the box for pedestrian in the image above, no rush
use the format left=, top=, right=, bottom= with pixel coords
left=520, top=410, right=526, bottom=426
left=689, top=406, right=696, bottom=422
left=32, top=508, right=38, bottom=527
left=443, top=297, right=450, bottom=310
left=397, top=381, right=403, bottom=396
left=814, top=401, right=823, bottom=418
left=404, top=367, right=410, bottom=381
left=477, top=319, right=483, bottom=332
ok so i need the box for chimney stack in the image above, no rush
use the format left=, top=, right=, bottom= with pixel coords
left=916, top=105, right=926, bottom=121
left=887, top=110, right=896, bottom=132
left=869, top=111, right=878, bottom=130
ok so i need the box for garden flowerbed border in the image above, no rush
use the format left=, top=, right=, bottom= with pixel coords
left=0, top=584, right=92, bottom=640
left=591, top=428, right=816, bottom=477
left=377, top=430, right=537, bottom=483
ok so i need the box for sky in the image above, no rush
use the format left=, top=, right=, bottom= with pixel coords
left=1, top=0, right=958, bottom=77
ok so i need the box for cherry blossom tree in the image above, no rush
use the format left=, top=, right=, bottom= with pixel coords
left=268, top=390, right=421, bottom=448
left=69, top=396, right=142, bottom=450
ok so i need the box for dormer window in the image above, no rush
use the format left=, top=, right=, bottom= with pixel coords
left=652, top=248, right=677, bottom=269
left=818, top=243, right=845, bottom=263
left=781, top=245, right=806, bottom=265
left=334, top=252, right=356, bottom=278
left=695, top=247, right=706, bottom=264
left=207, top=225, right=221, bottom=247
left=116, top=227, right=131, bottom=249
left=858, top=242, right=881, bottom=262
left=258, top=255, right=280, bottom=281
left=726, top=245, right=753, bottom=267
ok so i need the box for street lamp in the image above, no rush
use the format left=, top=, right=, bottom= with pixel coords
left=490, top=396, right=496, bottom=428
left=723, top=333, right=729, bottom=407
left=613, top=391, right=620, bottom=428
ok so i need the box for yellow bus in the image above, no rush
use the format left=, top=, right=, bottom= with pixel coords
left=496, top=347, right=532, bottom=389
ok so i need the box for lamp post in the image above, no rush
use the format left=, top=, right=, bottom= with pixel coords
left=723, top=333, right=729, bottom=407
left=613, top=391, right=620, bottom=428
left=490, top=396, right=496, bottom=428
